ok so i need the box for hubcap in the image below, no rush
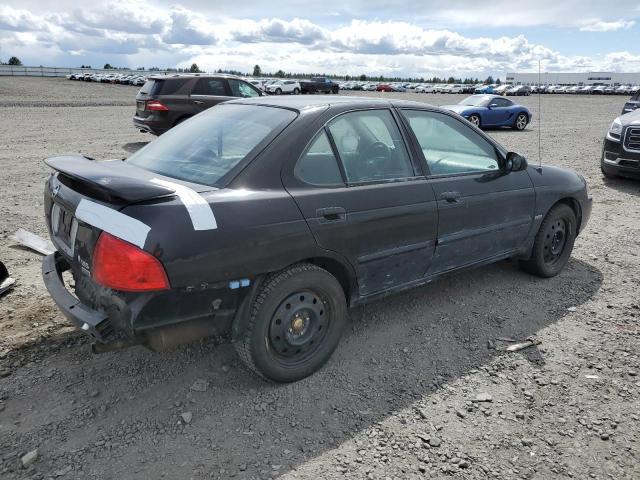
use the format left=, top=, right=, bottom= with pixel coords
left=542, top=219, right=568, bottom=265
left=268, top=291, right=329, bottom=362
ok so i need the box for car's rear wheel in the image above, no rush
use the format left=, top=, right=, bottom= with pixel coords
left=234, top=263, right=347, bottom=382
left=293, top=87, right=300, bottom=95
left=520, top=204, right=576, bottom=278
left=468, top=114, right=481, bottom=127
left=514, top=113, right=528, bottom=130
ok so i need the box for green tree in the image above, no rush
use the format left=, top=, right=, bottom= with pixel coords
left=275, top=69, right=285, bottom=78
left=359, top=74, right=367, bottom=81
left=189, top=63, right=201, bottom=73
left=103, top=63, right=113, bottom=69
left=496, top=78, right=502, bottom=85
left=484, top=76, right=494, bottom=84
left=252, top=64, right=262, bottom=77
left=8, top=56, right=22, bottom=66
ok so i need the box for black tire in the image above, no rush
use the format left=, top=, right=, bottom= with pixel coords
left=468, top=114, right=481, bottom=128
left=293, top=87, right=300, bottom=95
left=520, top=204, right=576, bottom=278
left=513, top=112, right=528, bottom=131
left=275, top=88, right=282, bottom=95
left=234, top=263, right=347, bottom=382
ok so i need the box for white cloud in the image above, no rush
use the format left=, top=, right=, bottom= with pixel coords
left=579, top=19, right=635, bottom=32
left=0, top=1, right=638, bottom=77
left=162, top=6, right=217, bottom=45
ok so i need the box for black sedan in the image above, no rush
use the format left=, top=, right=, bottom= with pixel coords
left=601, top=109, right=640, bottom=179
left=42, top=96, right=592, bottom=382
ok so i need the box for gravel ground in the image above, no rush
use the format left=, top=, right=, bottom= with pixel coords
left=0, top=77, right=639, bottom=480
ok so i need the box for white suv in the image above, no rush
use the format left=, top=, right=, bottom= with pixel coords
left=266, top=80, right=301, bottom=95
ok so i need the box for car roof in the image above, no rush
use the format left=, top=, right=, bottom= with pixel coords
left=147, top=73, right=243, bottom=81
left=229, top=95, right=437, bottom=112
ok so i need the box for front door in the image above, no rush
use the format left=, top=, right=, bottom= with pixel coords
left=284, top=109, right=439, bottom=297
left=400, top=109, right=535, bottom=274
left=486, top=97, right=515, bottom=125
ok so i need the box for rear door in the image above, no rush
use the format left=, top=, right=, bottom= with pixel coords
left=400, top=109, right=535, bottom=274
left=190, top=78, right=231, bottom=112
left=283, top=109, right=439, bottom=297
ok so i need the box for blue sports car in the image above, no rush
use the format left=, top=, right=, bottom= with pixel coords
left=441, top=94, right=532, bottom=130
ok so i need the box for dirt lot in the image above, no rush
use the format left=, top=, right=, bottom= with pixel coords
left=0, top=77, right=639, bottom=479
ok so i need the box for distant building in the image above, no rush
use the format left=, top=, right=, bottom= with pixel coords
left=505, top=71, right=640, bottom=86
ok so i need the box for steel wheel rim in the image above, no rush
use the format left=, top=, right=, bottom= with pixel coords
left=543, top=218, right=568, bottom=265
left=517, top=114, right=527, bottom=129
left=268, top=290, right=329, bottom=365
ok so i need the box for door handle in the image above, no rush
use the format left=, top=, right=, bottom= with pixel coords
left=193, top=100, right=204, bottom=105
left=317, top=207, right=346, bottom=222
left=440, top=191, right=461, bottom=203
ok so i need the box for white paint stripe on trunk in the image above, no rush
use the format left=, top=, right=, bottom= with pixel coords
left=75, top=199, right=151, bottom=249
left=150, top=178, right=217, bottom=231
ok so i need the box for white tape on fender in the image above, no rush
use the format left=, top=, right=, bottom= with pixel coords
left=75, top=199, right=151, bottom=249
left=150, top=178, right=217, bottom=231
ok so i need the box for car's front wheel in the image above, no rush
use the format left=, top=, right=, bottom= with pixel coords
left=514, top=113, right=528, bottom=130
left=520, top=203, right=576, bottom=278
left=275, top=88, right=282, bottom=95
left=468, top=114, right=481, bottom=127
left=234, top=263, right=347, bottom=382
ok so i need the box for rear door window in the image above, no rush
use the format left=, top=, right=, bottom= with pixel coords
left=295, top=131, right=344, bottom=186
left=192, top=78, right=228, bottom=96
left=327, top=110, right=414, bottom=183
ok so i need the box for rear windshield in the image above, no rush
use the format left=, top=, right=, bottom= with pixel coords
left=126, top=104, right=297, bottom=187
left=139, top=80, right=157, bottom=95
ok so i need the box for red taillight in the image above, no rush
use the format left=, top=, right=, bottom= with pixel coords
left=145, top=100, right=169, bottom=111
left=92, top=233, right=170, bottom=292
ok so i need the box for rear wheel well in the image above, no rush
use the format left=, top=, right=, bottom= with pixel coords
left=556, top=197, right=582, bottom=233
left=304, top=257, right=354, bottom=303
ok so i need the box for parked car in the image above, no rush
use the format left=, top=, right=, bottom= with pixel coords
left=133, top=74, right=263, bottom=135
left=415, top=84, right=435, bottom=93
left=42, top=96, right=591, bottom=382
left=474, top=85, right=495, bottom=94
left=266, top=80, right=301, bottom=95
left=506, top=86, right=531, bottom=96
left=441, top=94, right=532, bottom=130
left=622, top=90, right=640, bottom=115
left=601, top=109, right=640, bottom=179
left=592, top=86, right=607, bottom=95
left=444, top=84, right=464, bottom=94
left=376, top=84, right=394, bottom=92
left=299, top=77, right=339, bottom=94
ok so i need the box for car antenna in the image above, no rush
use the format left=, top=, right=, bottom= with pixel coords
left=537, top=60, right=543, bottom=171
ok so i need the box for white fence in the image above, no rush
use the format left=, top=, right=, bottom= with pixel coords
left=0, top=65, right=173, bottom=77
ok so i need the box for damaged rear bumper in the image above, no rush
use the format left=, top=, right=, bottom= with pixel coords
left=42, top=252, right=114, bottom=341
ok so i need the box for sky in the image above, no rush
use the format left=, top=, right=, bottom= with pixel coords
left=1, top=0, right=639, bottom=78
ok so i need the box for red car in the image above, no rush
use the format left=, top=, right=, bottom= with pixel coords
left=376, top=84, right=393, bottom=92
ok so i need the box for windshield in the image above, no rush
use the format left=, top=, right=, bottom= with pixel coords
left=458, top=95, right=491, bottom=107
left=127, top=104, right=296, bottom=187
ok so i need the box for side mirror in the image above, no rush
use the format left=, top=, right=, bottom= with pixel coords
left=505, top=152, right=528, bottom=172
